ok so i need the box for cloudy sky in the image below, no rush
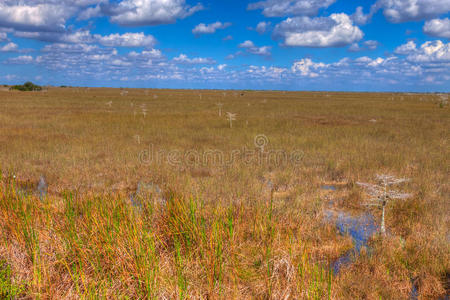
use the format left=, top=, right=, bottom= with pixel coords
left=0, top=0, right=449, bottom=91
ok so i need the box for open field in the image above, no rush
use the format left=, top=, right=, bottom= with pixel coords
left=0, top=88, right=449, bottom=299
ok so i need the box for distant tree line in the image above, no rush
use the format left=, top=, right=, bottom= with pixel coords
left=10, top=81, right=42, bottom=91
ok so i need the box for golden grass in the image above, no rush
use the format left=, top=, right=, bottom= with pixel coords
left=0, top=88, right=449, bottom=299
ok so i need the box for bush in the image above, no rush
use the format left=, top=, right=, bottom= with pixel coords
left=10, top=81, right=42, bottom=91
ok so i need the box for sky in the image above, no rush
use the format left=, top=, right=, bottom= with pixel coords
left=0, top=0, right=449, bottom=92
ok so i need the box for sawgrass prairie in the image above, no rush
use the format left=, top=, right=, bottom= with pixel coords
left=0, top=87, right=448, bottom=299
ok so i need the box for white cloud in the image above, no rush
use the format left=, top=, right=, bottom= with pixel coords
left=246, top=65, right=288, bottom=80
left=6, top=55, right=34, bottom=64
left=111, top=59, right=131, bottom=67
left=192, top=22, right=231, bottom=35
left=172, top=54, right=216, bottom=64
left=378, top=0, right=450, bottom=23
left=364, top=40, right=379, bottom=50
left=2, top=74, right=18, bottom=81
left=256, top=21, right=271, bottom=34
left=223, top=35, right=233, bottom=41
left=291, top=58, right=327, bottom=77
left=349, top=40, right=379, bottom=52
left=129, top=49, right=163, bottom=59
left=0, top=32, right=7, bottom=41
left=410, top=40, right=450, bottom=62
left=238, top=40, right=272, bottom=56
left=394, top=40, right=416, bottom=54
left=423, top=18, right=450, bottom=39
left=0, top=1, right=106, bottom=32
left=368, top=57, right=385, bottom=67
left=42, top=43, right=100, bottom=53
left=395, top=40, right=450, bottom=63
left=95, top=32, right=157, bottom=47
left=78, top=5, right=102, bottom=20
left=107, top=0, right=203, bottom=26
left=13, top=30, right=157, bottom=48
left=351, top=0, right=450, bottom=25
left=273, top=13, right=363, bottom=47
left=0, top=42, right=18, bottom=52
left=0, top=3, right=74, bottom=31
left=348, top=43, right=362, bottom=52
left=13, top=30, right=92, bottom=43
left=248, top=0, right=336, bottom=17
left=351, top=6, right=373, bottom=25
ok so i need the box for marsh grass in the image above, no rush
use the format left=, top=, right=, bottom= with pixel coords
left=0, top=88, right=448, bottom=298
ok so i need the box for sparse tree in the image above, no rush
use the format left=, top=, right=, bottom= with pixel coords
left=439, top=94, right=448, bottom=108
left=357, top=174, right=411, bottom=235
left=226, top=112, right=237, bottom=128
left=216, top=103, right=223, bottom=116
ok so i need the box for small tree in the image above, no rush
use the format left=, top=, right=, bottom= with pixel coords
left=216, top=103, right=223, bottom=116
left=10, top=81, right=42, bottom=91
left=357, top=174, right=411, bottom=235
left=226, top=112, right=237, bottom=128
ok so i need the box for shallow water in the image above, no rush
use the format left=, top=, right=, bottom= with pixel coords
left=321, top=185, right=337, bottom=191
left=324, top=209, right=378, bottom=274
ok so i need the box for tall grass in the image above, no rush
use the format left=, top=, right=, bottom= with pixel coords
left=0, top=88, right=448, bottom=298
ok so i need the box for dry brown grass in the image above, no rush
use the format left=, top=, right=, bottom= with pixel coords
left=0, top=88, right=448, bottom=299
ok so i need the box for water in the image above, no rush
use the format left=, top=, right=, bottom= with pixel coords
left=324, top=210, right=378, bottom=274
left=37, top=176, right=48, bottom=201
left=130, top=181, right=165, bottom=210
left=321, top=185, right=337, bottom=191
left=410, top=277, right=419, bottom=300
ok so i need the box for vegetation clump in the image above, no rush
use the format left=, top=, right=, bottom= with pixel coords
left=10, top=81, right=42, bottom=91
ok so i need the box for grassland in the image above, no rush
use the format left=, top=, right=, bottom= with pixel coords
left=0, top=88, right=448, bottom=299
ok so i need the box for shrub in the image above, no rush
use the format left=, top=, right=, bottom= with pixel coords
left=10, top=81, right=42, bottom=91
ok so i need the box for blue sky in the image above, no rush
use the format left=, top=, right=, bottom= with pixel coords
left=0, top=0, right=449, bottom=91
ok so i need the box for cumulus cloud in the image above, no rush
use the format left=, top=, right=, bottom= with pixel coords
left=0, top=42, right=19, bottom=52
left=3, top=38, right=449, bottom=90
left=172, top=54, right=216, bottom=64
left=379, top=0, right=450, bottom=23
left=255, top=21, right=271, bottom=34
left=238, top=40, right=272, bottom=56
left=352, top=0, right=450, bottom=25
left=0, top=1, right=106, bottom=32
left=291, top=58, right=326, bottom=77
left=349, top=40, right=380, bottom=52
left=13, top=30, right=157, bottom=48
left=398, top=40, right=450, bottom=63
left=94, top=32, right=157, bottom=47
left=423, top=18, right=450, bottom=39
left=78, top=5, right=102, bottom=20
left=192, top=22, right=231, bottom=35
left=351, top=6, right=374, bottom=25
left=14, top=30, right=94, bottom=44
left=6, top=55, right=34, bottom=64
left=0, top=32, right=7, bottom=42
left=105, top=0, right=203, bottom=26
left=394, top=40, right=416, bottom=55
left=41, top=43, right=100, bottom=54
left=0, top=3, right=74, bottom=32
left=128, top=49, right=164, bottom=59
left=364, top=40, right=380, bottom=50
left=246, top=66, right=287, bottom=80
left=248, top=0, right=336, bottom=17
left=273, top=13, right=363, bottom=47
